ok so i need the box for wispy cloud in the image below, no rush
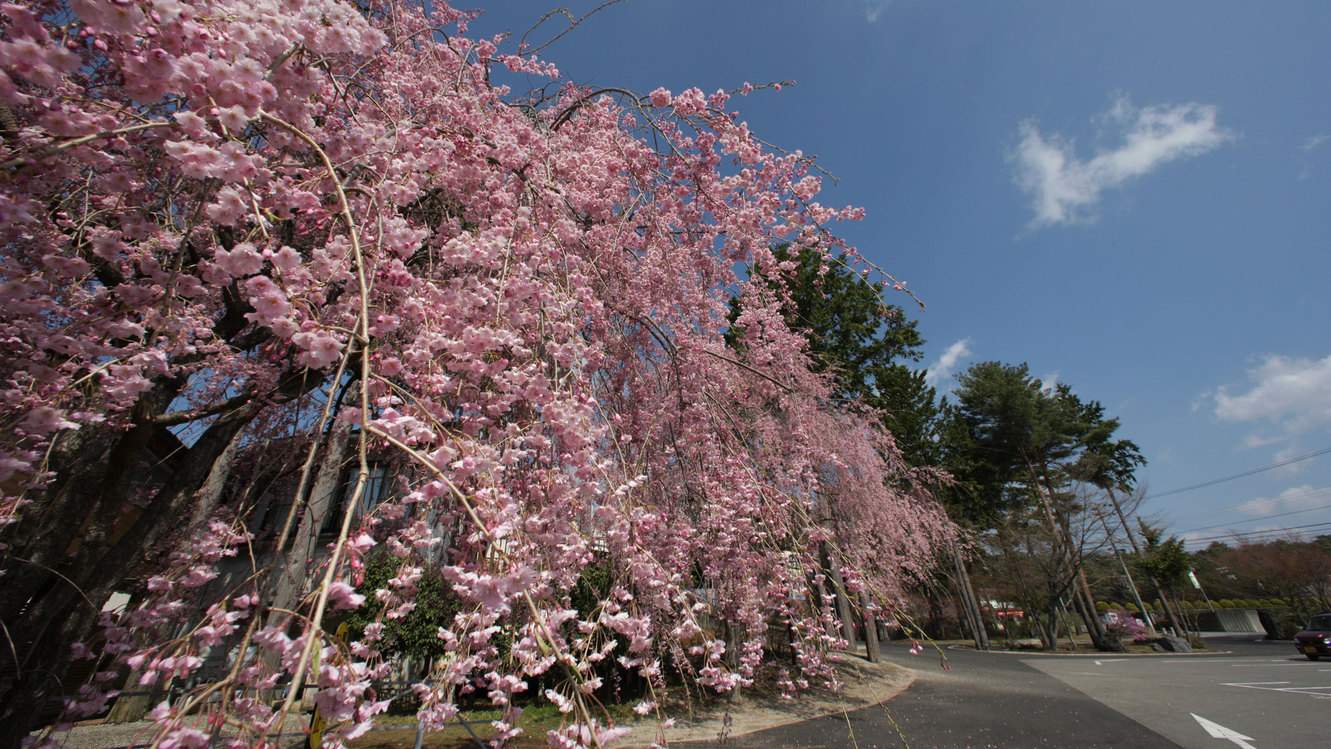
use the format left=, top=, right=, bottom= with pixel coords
left=1010, top=93, right=1234, bottom=229
left=1039, top=370, right=1061, bottom=393
left=1236, top=485, right=1331, bottom=518
left=1213, top=353, right=1331, bottom=447
left=864, top=0, right=892, bottom=22
left=1299, top=133, right=1329, bottom=179
left=925, top=338, right=972, bottom=388
left=1301, top=133, right=1331, bottom=151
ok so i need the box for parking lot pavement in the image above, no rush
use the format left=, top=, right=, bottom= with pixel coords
left=686, top=634, right=1330, bottom=749
left=1026, top=641, right=1331, bottom=748
left=689, top=643, right=1179, bottom=748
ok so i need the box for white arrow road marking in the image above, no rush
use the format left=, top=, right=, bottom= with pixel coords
left=1191, top=713, right=1256, bottom=748
left=1093, top=659, right=1125, bottom=665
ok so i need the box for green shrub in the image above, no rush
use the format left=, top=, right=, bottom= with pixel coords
left=343, top=550, right=459, bottom=666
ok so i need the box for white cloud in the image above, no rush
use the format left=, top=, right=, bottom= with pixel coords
left=925, top=338, right=972, bottom=388
left=1302, top=133, right=1331, bottom=151
left=1299, top=133, right=1329, bottom=179
left=1213, top=354, right=1331, bottom=441
left=1269, top=444, right=1315, bottom=478
left=1010, top=93, right=1234, bottom=229
left=1236, top=485, right=1331, bottom=517
left=1039, top=370, right=1061, bottom=393
left=864, top=0, right=892, bottom=22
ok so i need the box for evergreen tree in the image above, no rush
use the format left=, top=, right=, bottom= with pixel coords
left=939, top=361, right=1145, bottom=650
left=739, top=246, right=942, bottom=466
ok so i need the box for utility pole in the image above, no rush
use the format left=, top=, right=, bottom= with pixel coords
left=1104, top=489, right=1185, bottom=637
left=1057, top=597, right=1079, bottom=650
left=1095, top=509, right=1155, bottom=633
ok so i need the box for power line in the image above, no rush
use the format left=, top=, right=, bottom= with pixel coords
left=1171, top=485, right=1331, bottom=522
left=1183, top=520, right=1331, bottom=545
left=1177, top=499, right=1331, bottom=535
left=1147, top=446, right=1331, bottom=500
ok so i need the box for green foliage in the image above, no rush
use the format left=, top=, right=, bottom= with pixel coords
left=1134, top=522, right=1191, bottom=589
left=767, top=247, right=924, bottom=397
left=344, top=551, right=458, bottom=659
left=735, top=246, right=940, bottom=466
left=570, top=556, right=613, bottom=619
left=938, top=361, right=1144, bottom=526
left=1316, top=535, right=1331, bottom=556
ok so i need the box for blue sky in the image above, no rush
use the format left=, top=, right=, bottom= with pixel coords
left=470, top=1, right=1331, bottom=549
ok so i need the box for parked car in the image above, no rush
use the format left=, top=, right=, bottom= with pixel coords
left=1294, top=613, right=1331, bottom=661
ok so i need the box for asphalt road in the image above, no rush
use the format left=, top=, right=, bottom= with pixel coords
left=689, top=634, right=1324, bottom=748
left=1027, top=634, right=1329, bottom=748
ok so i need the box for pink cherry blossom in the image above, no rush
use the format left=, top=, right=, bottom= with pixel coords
left=0, top=2, right=954, bottom=745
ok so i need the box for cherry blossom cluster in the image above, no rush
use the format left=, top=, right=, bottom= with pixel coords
left=0, top=1, right=953, bottom=746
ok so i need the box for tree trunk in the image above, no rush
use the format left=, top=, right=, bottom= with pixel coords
left=260, top=417, right=353, bottom=707
left=823, top=544, right=856, bottom=649
left=0, top=360, right=326, bottom=748
left=1058, top=600, right=1079, bottom=650
left=722, top=619, right=743, bottom=671
left=1156, top=588, right=1186, bottom=638
left=106, top=435, right=244, bottom=725
left=952, top=545, right=989, bottom=650
left=1073, top=582, right=1122, bottom=652
left=1036, top=604, right=1058, bottom=650
left=265, top=417, right=353, bottom=622
left=859, top=591, right=881, bottom=663
left=808, top=572, right=837, bottom=640
left=0, top=401, right=257, bottom=749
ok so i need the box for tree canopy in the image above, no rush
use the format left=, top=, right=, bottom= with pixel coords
left=739, top=245, right=941, bottom=467
left=942, top=361, right=1144, bottom=526
left=0, top=2, right=953, bottom=746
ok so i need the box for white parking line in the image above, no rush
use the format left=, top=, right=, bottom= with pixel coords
left=1224, top=662, right=1313, bottom=668
left=1223, top=681, right=1331, bottom=699
left=1161, top=657, right=1270, bottom=664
